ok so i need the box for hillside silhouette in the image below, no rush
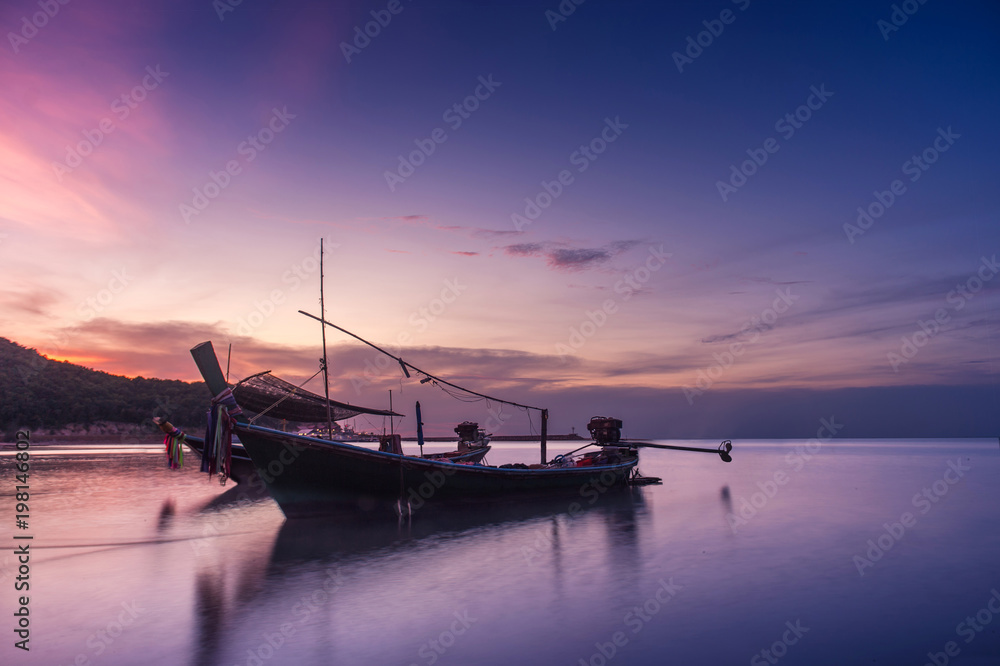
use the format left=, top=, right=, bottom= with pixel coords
left=0, top=337, right=207, bottom=437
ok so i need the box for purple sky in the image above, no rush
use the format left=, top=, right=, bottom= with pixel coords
left=2, top=0, right=997, bottom=436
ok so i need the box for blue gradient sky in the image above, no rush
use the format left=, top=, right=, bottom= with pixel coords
left=1, top=0, right=997, bottom=435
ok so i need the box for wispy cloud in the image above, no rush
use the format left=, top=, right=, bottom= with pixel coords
left=0, top=286, right=63, bottom=317
left=500, top=240, right=641, bottom=271
left=742, top=277, right=813, bottom=286
left=470, top=228, right=523, bottom=239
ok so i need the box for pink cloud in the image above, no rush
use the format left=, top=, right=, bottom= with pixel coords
left=0, top=4, right=176, bottom=242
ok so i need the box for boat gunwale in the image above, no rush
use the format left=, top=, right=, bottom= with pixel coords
left=237, top=422, right=637, bottom=477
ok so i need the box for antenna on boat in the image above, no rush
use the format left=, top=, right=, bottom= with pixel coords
left=415, top=401, right=425, bottom=456
left=225, top=343, right=232, bottom=383
left=540, top=409, right=548, bottom=464
left=320, top=238, right=334, bottom=441
left=389, top=390, right=394, bottom=436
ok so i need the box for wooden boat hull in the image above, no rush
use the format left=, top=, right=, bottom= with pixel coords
left=235, top=423, right=637, bottom=517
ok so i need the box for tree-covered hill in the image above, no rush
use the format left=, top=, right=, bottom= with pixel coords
left=0, top=337, right=208, bottom=435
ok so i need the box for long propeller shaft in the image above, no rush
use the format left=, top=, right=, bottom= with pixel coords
left=620, top=440, right=733, bottom=463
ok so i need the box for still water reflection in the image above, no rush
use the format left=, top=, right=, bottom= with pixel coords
left=4, top=439, right=998, bottom=665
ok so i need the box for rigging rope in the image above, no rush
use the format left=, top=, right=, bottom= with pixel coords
left=298, top=310, right=546, bottom=413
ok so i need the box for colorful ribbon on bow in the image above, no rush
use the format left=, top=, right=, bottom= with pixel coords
left=203, top=388, right=243, bottom=484
left=155, top=418, right=185, bottom=469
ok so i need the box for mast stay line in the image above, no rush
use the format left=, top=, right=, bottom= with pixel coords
left=298, top=310, right=545, bottom=414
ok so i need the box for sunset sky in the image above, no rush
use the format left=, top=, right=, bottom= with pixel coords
left=1, top=0, right=997, bottom=437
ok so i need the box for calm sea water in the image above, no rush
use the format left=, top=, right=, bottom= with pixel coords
left=2, top=439, right=998, bottom=666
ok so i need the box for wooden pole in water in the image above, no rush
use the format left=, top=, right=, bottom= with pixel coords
left=320, top=239, right=334, bottom=440
left=540, top=408, right=548, bottom=464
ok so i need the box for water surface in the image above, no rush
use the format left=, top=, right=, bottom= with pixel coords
left=2, top=439, right=998, bottom=665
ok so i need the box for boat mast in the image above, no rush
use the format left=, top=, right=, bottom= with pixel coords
left=320, top=239, right=334, bottom=440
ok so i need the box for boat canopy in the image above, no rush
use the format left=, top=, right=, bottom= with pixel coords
left=232, top=371, right=400, bottom=423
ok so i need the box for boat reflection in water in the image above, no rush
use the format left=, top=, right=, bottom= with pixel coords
left=269, top=487, right=646, bottom=563
left=188, top=488, right=649, bottom=666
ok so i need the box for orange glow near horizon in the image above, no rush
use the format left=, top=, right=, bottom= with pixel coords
left=40, top=353, right=113, bottom=368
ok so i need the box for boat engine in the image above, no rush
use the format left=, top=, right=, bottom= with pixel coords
left=587, top=416, right=622, bottom=445
left=379, top=434, right=402, bottom=455
left=454, top=421, right=479, bottom=443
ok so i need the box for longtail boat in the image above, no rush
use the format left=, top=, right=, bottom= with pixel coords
left=189, top=340, right=636, bottom=516
left=188, top=338, right=730, bottom=518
